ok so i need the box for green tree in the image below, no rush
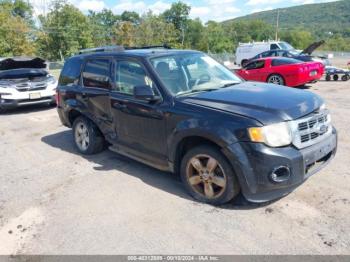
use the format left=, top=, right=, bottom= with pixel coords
left=37, top=1, right=94, bottom=60
left=162, top=1, right=191, bottom=46
left=205, top=21, right=233, bottom=53
left=185, top=18, right=206, bottom=50
left=114, top=21, right=136, bottom=47
left=0, top=0, right=35, bottom=56
left=121, top=11, right=141, bottom=24
left=135, top=12, right=178, bottom=47
left=280, top=29, right=314, bottom=49
left=88, top=9, right=120, bottom=46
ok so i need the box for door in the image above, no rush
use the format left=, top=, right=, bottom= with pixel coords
left=241, top=60, right=266, bottom=82
left=81, top=58, right=114, bottom=136
left=109, top=59, right=168, bottom=166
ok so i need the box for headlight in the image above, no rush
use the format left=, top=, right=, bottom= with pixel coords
left=47, top=75, right=57, bottom=84
left=248, top=122, right=292, bottom=147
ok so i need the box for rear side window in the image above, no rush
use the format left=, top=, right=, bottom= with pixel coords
left=59, top=57, right=83, bottom=86
left=271, top=58, right=301, bottom=66
left=244, top=60, right=265, bottom=70
left=261, top=51, right=274, bottom=57
left=82, top=59, right=111, bottom=89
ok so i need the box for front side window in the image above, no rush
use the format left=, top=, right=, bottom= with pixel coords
left=244, top=60, right=265, bottom=70
left=261, top=51, right=272, bottom=58
left=150, top=53, right=242, bottom=96
left=114, top=60, right=155, bottom=95
left=82, top=59, right=111, bottom=89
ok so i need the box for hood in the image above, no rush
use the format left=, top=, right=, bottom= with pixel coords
left=301, top=40, right=325, bottom=55
left=0, top=68, right=48, bottom=80
left=180, top=82, right=323, bottom=125
left=0, top=57, right=47, bottom=71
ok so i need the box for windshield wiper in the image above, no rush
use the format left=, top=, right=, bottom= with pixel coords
left=219, top=82, right=241, bottom=88
left=176, top=82, right=241, bottom=97
left=176, top=87, right=220, bottom=96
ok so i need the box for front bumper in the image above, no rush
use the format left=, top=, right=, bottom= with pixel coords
left=0, top=96, right=56, bottom=109
left=0, top=85, right=56, bottom=109
left=223, top=127, right=337, bottom=202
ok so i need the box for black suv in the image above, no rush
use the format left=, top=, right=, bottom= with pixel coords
left=56, top=46, right=337, bottom=205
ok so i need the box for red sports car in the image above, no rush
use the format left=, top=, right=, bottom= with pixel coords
left=236, top=57, right=324, bottom=87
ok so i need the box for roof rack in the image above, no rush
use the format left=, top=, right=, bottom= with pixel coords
left=125, top=44, right=172, bottom=50
left=78, top=45, right=125, bottom=54
left=78, top=44, right=171, bottom=54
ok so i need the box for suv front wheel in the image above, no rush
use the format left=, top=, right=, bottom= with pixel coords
left=73, top=116, right=105, bottom=155
left=180, top=145, right=240, bottom=205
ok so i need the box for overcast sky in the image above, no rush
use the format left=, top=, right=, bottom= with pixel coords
left=30, top=0, right=338, bottom=22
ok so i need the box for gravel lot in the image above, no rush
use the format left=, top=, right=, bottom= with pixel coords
left=0, top=79, right=349, bottom=255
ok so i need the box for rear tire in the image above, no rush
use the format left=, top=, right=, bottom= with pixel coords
left=333, top=74, right=339, bottom=81
left=341, top=75, right=349, bottom=81
left=325, top=75, right=331, bottom=81
left=267, top=74, right=285, bottom=86
left=72, top=116, right=105, bottom=155
left=180, top=145, right=240, bottom=205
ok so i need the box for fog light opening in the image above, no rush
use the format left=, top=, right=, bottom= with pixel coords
left=270, top=166, right=290, bottom=183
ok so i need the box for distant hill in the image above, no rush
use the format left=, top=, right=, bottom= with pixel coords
left=224, top=0, right=350, bottom=37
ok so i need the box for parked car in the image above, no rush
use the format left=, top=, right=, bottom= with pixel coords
left=0, top=57, right=57, bottom=113
left=237, top=40, right=325, bottom=67
left=235, top=40, right=295, bottom=66
left=56, top=46, right=337, bottom=205
left=243, top=48, right=328, bottom=67
left=236, top=57, right=324, bottom=87
left=325, top=66, right=350, bottom=81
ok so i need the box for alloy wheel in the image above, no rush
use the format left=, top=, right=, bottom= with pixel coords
left=75, top=122, right=90, bottom=151
left=268, top=75, right=284, bottom=85
left=186, top=154, right=227, bottom=199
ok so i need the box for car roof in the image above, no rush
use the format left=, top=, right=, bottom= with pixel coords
left=71, top=48, right=202, bottom=60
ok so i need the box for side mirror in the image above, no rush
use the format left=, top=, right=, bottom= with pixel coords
left=133, top=85, right=160, bottom=102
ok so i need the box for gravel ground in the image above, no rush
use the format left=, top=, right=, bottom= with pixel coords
left=0, top=79, right=349, bottom=255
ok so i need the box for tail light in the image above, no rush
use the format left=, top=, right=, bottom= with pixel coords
left=55, top=90, right=60, bottom=105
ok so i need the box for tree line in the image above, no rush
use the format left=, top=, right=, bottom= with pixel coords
left=1, top=0, right=349, bottom=61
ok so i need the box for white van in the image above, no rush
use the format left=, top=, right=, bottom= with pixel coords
left=235, top=41, right=295, bottom=66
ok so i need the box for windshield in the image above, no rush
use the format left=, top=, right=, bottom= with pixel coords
left=278, top=42, right=295, bottom=51
left=150, top=53, right=242, bottom=96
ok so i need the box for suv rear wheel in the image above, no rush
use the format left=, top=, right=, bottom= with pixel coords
left=180, top=145, right=240, bottom=205
left=73, top=116, right=105, bottom=155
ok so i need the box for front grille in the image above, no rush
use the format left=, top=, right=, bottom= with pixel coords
left=15, top=81, right=47, bottom=92
left=290, top=110, right=332, bottom=149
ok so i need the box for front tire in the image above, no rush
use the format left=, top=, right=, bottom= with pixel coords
left=267, top=74, right=285, bottom=85
left=180, top=145, right=240, bottom=205
left=72, top=116, right=105, bottom=155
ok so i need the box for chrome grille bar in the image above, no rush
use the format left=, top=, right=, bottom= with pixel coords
left=290, top=110, right=332, bottom=149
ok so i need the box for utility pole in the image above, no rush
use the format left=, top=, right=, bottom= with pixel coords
left=275, top=9, right=280, bottom=41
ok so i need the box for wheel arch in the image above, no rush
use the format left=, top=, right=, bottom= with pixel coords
left=172, top=135, right=230, bottom=175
